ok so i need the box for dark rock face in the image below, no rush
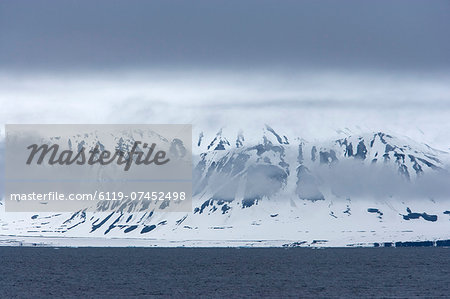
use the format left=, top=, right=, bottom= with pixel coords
left=402, top=208, right=438, bottom=222
left=194, top=130, right=444, bottom=208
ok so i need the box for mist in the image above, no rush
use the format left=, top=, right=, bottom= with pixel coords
left=1, top=70, right=450, bottom=151
left=313, top=159, right=450, bottom=201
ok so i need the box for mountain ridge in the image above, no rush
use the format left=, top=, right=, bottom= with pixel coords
left=1, top=127, right=449, bottom=247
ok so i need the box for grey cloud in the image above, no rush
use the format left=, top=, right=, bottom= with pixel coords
left=0, top=0, right=449, bottom=71
left=313, top=160, right=450, bottom=200
left=200, top=99, right=450, bottom=111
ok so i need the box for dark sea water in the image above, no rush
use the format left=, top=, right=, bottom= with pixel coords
left=0, top=247, right=449, bottom=298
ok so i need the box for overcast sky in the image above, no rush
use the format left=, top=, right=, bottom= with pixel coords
left=1, top=0, right=449, bottom=72
left=1, top=1, right=450, bottom=150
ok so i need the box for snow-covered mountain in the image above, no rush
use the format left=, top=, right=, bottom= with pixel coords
left=1, top=126, right=449, bottom=247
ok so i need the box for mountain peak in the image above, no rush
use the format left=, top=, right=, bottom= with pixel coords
left=263, top=125, right=289, bottom=145
left=207, top=129, right=231, bottom=151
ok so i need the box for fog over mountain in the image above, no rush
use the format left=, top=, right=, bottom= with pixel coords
left=1, top=70, right=450, bottom=152
left=1, top=1, right=449, bottom=148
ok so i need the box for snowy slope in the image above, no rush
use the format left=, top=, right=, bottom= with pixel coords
left=1, top=126, right=449, bottom=247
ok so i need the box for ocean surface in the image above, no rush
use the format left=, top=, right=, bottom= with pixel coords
left=0, top=247, right=448, bottom=298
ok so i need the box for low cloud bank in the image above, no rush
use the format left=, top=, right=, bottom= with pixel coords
left=313, top=159, right=450, bottom=200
